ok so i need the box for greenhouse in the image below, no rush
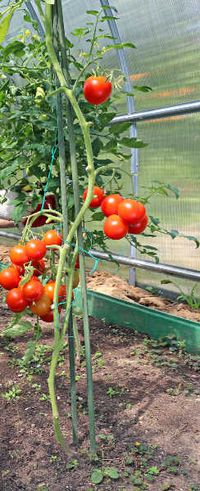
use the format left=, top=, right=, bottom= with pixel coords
left=0, top=1, right=200, bottom=490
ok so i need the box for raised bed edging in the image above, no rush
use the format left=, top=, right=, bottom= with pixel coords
left=74, top=289, right=200, bottom=354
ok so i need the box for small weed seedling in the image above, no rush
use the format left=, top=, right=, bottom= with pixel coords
left=2, top=384, right=21, bottom=401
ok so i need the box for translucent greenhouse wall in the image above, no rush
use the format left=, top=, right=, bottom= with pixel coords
left=3, top=0, right=200, bottom=291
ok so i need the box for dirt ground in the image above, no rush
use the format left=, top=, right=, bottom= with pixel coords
left=1, top=305, right=200, bottom=491
left=87, top=271, right=200, bottom=323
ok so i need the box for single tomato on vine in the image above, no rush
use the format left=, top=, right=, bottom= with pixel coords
left=128, top=214, right=148, bottom=234
left=101, top=194, right=124, bottom=217
left=83, top=186, right=105, bottom=208
left=103, top=214, right=128, bottom=240
left=9, top=244, right=29, bottom=266
left=6, top=287, right=28, bottom=312
left=43, top=229, right=62, bottom=247
left=44, top=281, right=66, bottom=303
left=25, top=239, right=46, bottom=261
left=30, top=293, right=51, bottom=316
left=83, top=76, right=112, bottom=105
left=0, top=266, right=21, bottom=290
left=22, top=277, right=44, bottom=303
left=118, top=199, right=146, bottom=225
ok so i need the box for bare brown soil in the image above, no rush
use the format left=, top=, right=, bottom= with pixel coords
left=0, top=305, right=200, bottom=491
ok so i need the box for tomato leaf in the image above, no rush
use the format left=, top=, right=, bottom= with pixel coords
left=0, top=13, right=13, bottom=43
left=1, top=320, right=33, bottom=338
left=134, top=85, right=152, bottom=92
left=103, top=42, right=136, bottom=51
left=119, top=137, right=148, bottom=148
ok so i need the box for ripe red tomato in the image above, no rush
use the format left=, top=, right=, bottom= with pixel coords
left=128, top=214, right=148, bottom=235
left=83, top=186, right=105, bottom=208
left=103, top=214, right=128, bottom=240
left=32, top=259, right=45, bottom=277
left=75, top=256, right=80, bottom=269
left=25, top=239, right=46, bottom=261
left=6, top=287, right=28, bottom=312
left=22, top=277, right=44, bottom=302
left=43, top=229, right=62, bottom=247
left=40, top=310, right=54, bottom=323
left=9, top=244, right=29, bottom=266
left=44, top=281, right=66, bottom=303
left=101, top=194, right=124, bottom=217
left=83, top=76, right=112, bottom=105
left=0, top=266, right=21, bottom=290
left=118, top=199, right=146, bottom=225
left=30, top=293, right=51, bottom=316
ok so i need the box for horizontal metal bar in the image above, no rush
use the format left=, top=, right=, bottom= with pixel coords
left=1, top=231, right=200, bottom=282
left=0, top=231, right=20, bottom=240
left=111, top=100, right=200, bottom=124
left=90, top=249, right=200, bottom=282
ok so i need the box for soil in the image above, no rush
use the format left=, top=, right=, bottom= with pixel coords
left=1, top=306, right=200, bottom=491
left=87, top=271, right=200, bottom=323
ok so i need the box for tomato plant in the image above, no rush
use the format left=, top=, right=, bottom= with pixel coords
left=25, top=239, right=46, bottom=261
left=0, top=266, right=21, bottom=290
left=9, top=244, right=29, bottom=265
left=22, top=277, right=44, bottom=302
left=6, top=288, right=28, bottom=312
left=101, top=194, right=124, bottom=217
left=103, top=214, right=128, bottom=240
left=83, top=186, right=105, bottom=208
left=30, top=293, right=52, bottom=316
left=118, top=199, right=146, bottom=225
left=83, top=76, right=112, bottom=105
left=43, top=229, right=62, bottom=246
left=128, top=214, right=148, bottom=234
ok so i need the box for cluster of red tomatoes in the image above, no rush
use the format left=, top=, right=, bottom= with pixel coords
left=0, top=230, right=79, bottom=321
left=83, top=186, right=148, bottom=240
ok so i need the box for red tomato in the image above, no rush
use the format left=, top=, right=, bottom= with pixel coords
left=22, top=277, right=44, bottom=302
left=6, top=287, right=28, bottom=312
left=9, top=244, right=29, bottom=266
left=14, top=264, right=25, bottom=275
left=83, top=76, right=112, bottom=105
left=25, top=239, right=46, bottom=261
left=0, top=266, right=21, bottom=290
left=128, top=214, right=148, bottom=234
left=32, top=259, right=45, bottom=277
left=30, top=293, right=51, bottom=316
left=101, top=194, right=124, bottom=217
left=103, top=214, right=128, bottom=240
left=43, top=229, right=62, bottom=247
left=44, top=281, right=66, bottom=303
left=40, top=310, right=54, bottom=323
left=83, top=186, right=105, bottom=208
left=25, top=194, right=57, bottom=227
left=75, top=256, right=80, bottom=269
left=118, top=199, right=146, bottom=225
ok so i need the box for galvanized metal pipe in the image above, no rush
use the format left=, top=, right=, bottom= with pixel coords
left=100, top=0, right=138, bottom=285
left=89, top=249, right=200, bottom=282
left=111, top=100, right=200, bottom=124
left=1, top=231, right=200, bottom=281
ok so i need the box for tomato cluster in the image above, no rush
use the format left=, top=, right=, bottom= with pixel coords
left=83, top=186, right=148, bottom=240
left=0, top=230, right=80, bottom=322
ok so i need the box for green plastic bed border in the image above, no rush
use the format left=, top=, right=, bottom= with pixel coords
left=74, top=289, right=200, bottom=354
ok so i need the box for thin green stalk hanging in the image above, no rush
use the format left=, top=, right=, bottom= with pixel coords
left=43, top=0, right=97, bottom=451
left=56, top=0, right=96, bottom=454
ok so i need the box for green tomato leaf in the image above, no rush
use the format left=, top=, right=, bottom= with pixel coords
left=1, top=321, right=33, bottom=338
left=91, top=469, right=104, bottom=484
left=86, top=10, right=99, bottom=16
left=0, top=13, right=13, bottom=43
left=134, top=85, right=152, bottom=92
left=92, top=212, right=105, bottom=221
left=103, top=41, right=135, bottom=51
left=120, top=137, right=148, bottom=148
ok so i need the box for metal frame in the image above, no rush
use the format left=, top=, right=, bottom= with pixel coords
left=2, top=3, right=200, bottom=283
left=100, top=0, right=138, bottom=285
